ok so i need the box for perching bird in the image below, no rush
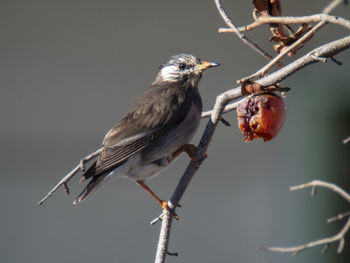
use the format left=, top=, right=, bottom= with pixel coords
left=73, top=54, right=219, bottom=209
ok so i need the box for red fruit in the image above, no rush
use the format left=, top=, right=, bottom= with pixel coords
left=237, top=93, right=286, bottom=142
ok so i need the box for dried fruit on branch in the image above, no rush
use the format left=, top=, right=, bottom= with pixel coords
left=253, top=0, right=285, bottom=40
left=270, top=23, right=313, bottom=56
left=237, top=93, right=286, bottom=142
left=253, top=0, right=313, bottom=56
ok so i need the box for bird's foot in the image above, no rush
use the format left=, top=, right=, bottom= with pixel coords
left=183, top=144, right=207, bottom=162
left=160, top=200, right=179, bottom=220
left=170, top=144, right=207, bottom=163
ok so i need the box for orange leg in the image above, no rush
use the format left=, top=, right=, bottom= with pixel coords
left=136, top=180, right=179, bottom=219
left=169, top=144, right=207, bottom=163
left=137, top=180, right=167, bottom=209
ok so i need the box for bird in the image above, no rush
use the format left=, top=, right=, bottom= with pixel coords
left=73, top=54, right=219, bottom=211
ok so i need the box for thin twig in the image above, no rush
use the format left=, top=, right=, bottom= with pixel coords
left=154, top=35, right=350, bottom=263
left=343, top=136, right=350, bottom=144
left=37, top=148, right=103, bottom=205
left=262, top=180, right=350, bottom=254
left=239, top=21, right=327, bottom=83
left=201, top=98, right=245, bottom=118
left=222, top=13, right=350, bottom=33
left=323, top=0, right=344, bottom=14
left=214, top=0, right=280, bottom=66
left=262, top=218, right=350, bottom=254
left=311, top=54, right=328, bottom=62
left=220, top=117, right=231, bottom=126
left=330, top=56, right=343, bottom=65
left=321, top=243, right=329, bottom=254
left=328, top=211, right=350, bottom=223
left=166, top=251, right=178, bottom=257
left=237, top=0, right=346, bottom=83
left=290, top=180, right=350, bottom=202
left=150, top=212, right=164, bottom=225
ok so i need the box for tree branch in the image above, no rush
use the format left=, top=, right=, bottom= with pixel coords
left=214, top=0, right=281, bottom=66
left=219, top=14, right=350, bottom=33
left=239, top=21, right=327, bottom=82
left=343, top=136, right=350, bottom=144
left=262, top=180, right=350, bottom=255
left=201, top=98, right=245, bottom=118
left=37, top=148, right=103, bottom=205
left=220, top=0, right=347, bottom=82
left=323, top=0, right=344, bottom=14
left=154, top=35, right=350, bottom=262
left=327, top=211, right=350, bottom=223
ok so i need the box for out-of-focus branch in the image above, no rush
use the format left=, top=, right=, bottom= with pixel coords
left=154, top=35, right=350, bottom=263
left=289, top=180, right=350, bottom=202
left=327, top=211, right=350, bottom=223
left=323, top=0, right=344, bottom=14
left=262, top=180, right=350, bottom=255
left=343, top=136, right=350, bottom=144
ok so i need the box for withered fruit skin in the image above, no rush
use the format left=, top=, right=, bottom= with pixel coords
left=237, top=93, right=286, bottom=142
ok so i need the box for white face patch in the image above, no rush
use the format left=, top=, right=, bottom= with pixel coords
left=160, top=65, right=180, bottom=82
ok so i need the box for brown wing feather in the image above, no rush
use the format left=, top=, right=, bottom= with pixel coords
left=95, top=133, right=154, bottom=174
left=94, top=84, right=192, bottom=175
left=75, top=84, right=199, bottom=204
left=81, top=83, right=193, bottom=181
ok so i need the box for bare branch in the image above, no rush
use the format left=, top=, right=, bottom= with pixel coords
left=262, top=180, right=350, bottom=254
left=239, top=21, right=327, bottom=83
left=219, top=0, right=348, bottom=83
left=201, top=98, right=245, bottom=118
left=256, top=35, right=350, bottom=85
left=222, top=14, right=350, bottom=33
left=330, top=56, right=343, bottom=65
left=214, top=0, right=281, bottom=66
left=37, top=148, right=103, bottom=205
left=155, top=209, right=174, bottom=263
left=323, top=0, right=344, bottom=14
left=328, top=211, right=350, bottom=223
left=154, top=35, right=350, bottom=262
left=289, top=180, right=350, bottom=203
left=262, top=218, right=350, bottom=254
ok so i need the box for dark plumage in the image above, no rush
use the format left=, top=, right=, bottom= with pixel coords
left=74, top=54, right=218, bottom=204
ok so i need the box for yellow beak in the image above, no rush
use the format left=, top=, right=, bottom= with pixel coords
left=197, top=61, right=220, bottom=71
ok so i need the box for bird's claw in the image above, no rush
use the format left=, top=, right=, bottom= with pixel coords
left=191, top=153, right=208, bottom=162
left=184, top=144, right=207, bottom=162
left=160, top=201, right=179, bottom=220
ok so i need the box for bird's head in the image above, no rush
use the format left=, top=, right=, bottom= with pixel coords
left=154, top=54, right=219, bottom=87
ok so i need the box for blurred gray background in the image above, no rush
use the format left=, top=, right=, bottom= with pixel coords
left=1, top=0, right=350, bottom=262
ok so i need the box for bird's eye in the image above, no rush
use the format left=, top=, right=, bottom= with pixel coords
left=178, top=63, right=186, bottom=70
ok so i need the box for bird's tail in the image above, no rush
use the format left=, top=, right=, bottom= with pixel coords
left=73, top=162, right=106, bottom=204
left=79, top=161, right=97, bottom=183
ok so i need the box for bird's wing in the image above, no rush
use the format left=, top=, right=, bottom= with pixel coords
left=89, top=84, right=193, bottom=177
left=94, top=132, right=155, bottom=175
